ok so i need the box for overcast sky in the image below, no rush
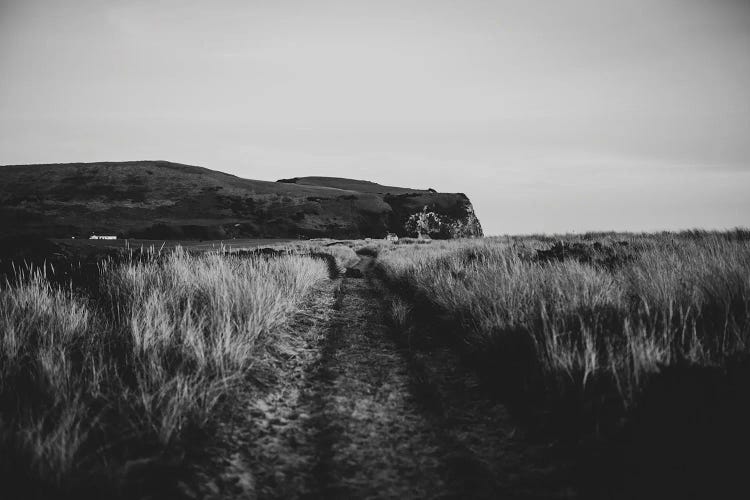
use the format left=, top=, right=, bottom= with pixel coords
left=1, top=0, right=748, bottom=234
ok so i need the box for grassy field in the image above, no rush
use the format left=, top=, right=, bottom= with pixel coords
left=0, top=246, right=334, bottom=498
left=1, top=231, right=748, bottom=497
left=377, top=231, right=750, bottom=414
left=374, top=230, right=750, bottom=494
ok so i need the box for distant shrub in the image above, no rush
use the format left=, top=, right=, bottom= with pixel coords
left=394, top=237, right=433, bottom=245
left=356, top=246, right=380, bottom=257
left=533, top=240, right=635, bottom=270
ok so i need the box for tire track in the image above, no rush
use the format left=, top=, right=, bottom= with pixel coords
left=300, top=258, right=448, bottom=499
left=203, top=256, right=577, bottom=499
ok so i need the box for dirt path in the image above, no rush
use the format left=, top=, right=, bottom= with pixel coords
left=197, top=256, right=577, bottom=499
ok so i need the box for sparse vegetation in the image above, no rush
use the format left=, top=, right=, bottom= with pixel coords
left=389, top=296, right=413, bottom=330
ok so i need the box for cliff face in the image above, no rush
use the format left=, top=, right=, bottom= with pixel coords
left=0, top=161, right=482, bottom=239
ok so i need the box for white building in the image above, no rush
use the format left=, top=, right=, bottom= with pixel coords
left=385, top=232, right=399, bottom=242
left=89, top=235, right=117, bottom=240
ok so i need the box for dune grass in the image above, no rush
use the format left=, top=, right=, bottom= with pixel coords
left=0, top=248, right=329, bottom=497
left=378, top=232, right=750, bottom=424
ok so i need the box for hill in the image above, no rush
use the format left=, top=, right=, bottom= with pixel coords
left=277, top=176, right=431, bottom=195
left=0, top=161, right=482, bottom=239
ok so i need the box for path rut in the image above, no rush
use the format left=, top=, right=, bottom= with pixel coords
left=201, top=256, right=577, bottom=499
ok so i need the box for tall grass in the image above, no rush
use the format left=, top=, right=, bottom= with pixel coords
left=0, top=248, right=328, bottom=496
left=378, top=233, right=750, bottom=415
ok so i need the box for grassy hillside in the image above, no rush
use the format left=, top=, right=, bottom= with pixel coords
left=0, top=161, right=481, bottom=239
left=278, top=176, right=429, bottom=194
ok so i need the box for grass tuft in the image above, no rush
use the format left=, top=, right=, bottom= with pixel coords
left=0, top=248, right=329, bottom=496
left=378, top=232, right=750, bottom=422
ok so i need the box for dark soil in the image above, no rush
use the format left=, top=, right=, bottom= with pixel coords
left=343, top=267, right=363, bottom=278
